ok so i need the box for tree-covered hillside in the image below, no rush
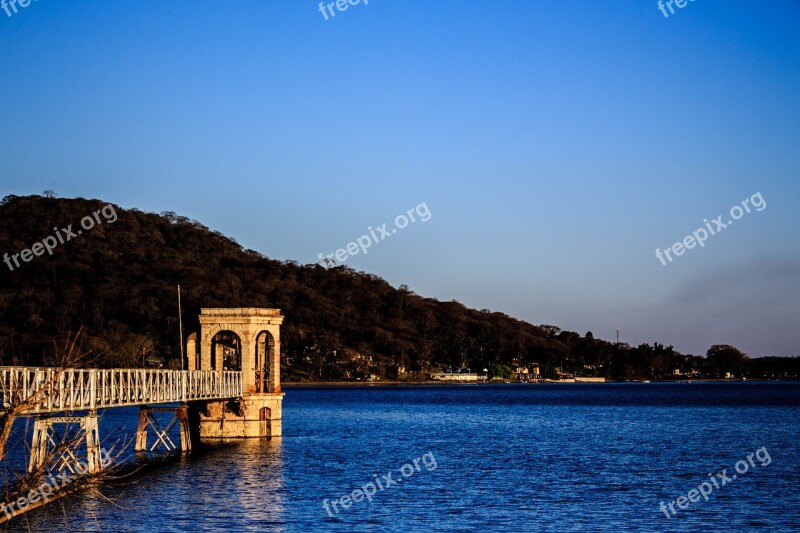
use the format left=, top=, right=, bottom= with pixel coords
left=0, top=194, right=796, bottom=381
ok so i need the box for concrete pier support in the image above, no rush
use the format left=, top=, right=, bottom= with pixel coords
left=135, top=406, right=192, bottom=453
left=28, top=412, right=102, bottom=474
left=193, top=393, right=284, bottom=439
left=84, top=413, right=101, bottom=473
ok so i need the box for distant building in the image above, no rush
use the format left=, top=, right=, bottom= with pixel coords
left=516, top=365, right=543, bottom=382
left=430, top=368, right=481, bottom=382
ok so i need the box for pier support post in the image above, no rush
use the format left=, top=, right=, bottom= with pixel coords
left=84, top=411, right=101, bottom=474
left=135, top=409, right=148, bottom=452
left=135, top=406, right=193, bottom=454
left=28, top=417, right=48, bottom=474
left=27, top=413, right=103, bottom=474
left=177, top=406, right=192, bottom=452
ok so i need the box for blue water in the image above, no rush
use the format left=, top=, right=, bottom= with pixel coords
left=5, top=383, right=800, bottom=532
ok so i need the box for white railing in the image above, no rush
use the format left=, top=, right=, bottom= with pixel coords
left=0, top=367, right=242, bottom=414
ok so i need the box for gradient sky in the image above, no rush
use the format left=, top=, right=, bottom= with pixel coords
left=2, top=1, right=799, bottom=356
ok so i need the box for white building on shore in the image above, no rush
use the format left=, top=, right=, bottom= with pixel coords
left=429, top=368, right=482, bottom=382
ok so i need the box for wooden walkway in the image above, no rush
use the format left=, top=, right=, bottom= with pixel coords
left=0, top=367, right=242, bottom=414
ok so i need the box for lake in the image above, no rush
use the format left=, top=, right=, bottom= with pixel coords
left=6, top=382, right=800, bottom=532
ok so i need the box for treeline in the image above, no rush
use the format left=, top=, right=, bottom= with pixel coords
left=0, top=195, right=797, bottom=381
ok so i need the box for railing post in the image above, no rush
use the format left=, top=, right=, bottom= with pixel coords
left=33, top=369, right=41, bottom=412
left=89, top=369, right=97, bottom=410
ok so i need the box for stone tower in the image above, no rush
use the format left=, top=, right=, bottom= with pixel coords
left=187, top=308, right=285, bottom=438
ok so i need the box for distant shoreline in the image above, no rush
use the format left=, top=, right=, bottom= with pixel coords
left=282, top=379, right=793, bottom=388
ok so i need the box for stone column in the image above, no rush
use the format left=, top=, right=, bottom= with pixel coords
left=240, top=331, right=256, bottom=394
left=186, top=333, right=197, bottom=371
left=200, top=333, right=212, bottom=370
left=269, top=332, right=281, bottom=393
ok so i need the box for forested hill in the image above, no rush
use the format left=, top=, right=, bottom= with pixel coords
left=0, top=195, right=795, bottom=381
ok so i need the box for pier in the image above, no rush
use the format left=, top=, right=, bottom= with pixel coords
left=0, top=308, right=285, bottom=474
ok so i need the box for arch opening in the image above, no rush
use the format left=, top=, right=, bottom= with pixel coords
left=212, top=331, right=242, bottom=371
left=255, top=331, right=275, bottom=393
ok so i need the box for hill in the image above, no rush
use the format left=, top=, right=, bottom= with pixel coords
left=0, top=194, right=796, bottom=381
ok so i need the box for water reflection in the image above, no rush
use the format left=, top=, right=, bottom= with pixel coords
left=5, top=438, right=286, bottom=532
left=225, top=439, right=285, bottom=531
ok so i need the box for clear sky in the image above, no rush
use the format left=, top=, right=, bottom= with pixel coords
left=2, top=1, right=799, bottom=356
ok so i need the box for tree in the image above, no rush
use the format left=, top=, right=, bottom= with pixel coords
left=488, top=363, right=514, bottom=379
left=540, top=325, right=561, bottom=338
left=540, top=365, right=559, bottom=380
left=706, top=344, right=748, bottom=378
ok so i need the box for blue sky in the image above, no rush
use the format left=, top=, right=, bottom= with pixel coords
left=2, top=1, right=799, bottom=356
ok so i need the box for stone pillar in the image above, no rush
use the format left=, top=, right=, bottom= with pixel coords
left=200, top=334, right=212, bottom=370
left=186, top=333, right=197, bottom=371
left=240, top=332, right=256, bottom=394
left=269, top=339, right=281, bottom=393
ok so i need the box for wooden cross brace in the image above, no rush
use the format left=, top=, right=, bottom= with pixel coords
left=27, top=413, right=102, bottom=475
left=135, top=406, right=192, bottom=454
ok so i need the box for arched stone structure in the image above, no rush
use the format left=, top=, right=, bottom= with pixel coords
left=188, top=308, right=285, bottom=438
left=197, top=308, right=283, bottom=394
